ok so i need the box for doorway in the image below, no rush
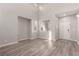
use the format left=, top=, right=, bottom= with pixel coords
left=58, top=15, right=77, bottom=41
left=18, top=16, right=31, bottom=41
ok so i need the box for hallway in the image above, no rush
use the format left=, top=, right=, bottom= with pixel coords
left=0, top=39, right=79, bottom=56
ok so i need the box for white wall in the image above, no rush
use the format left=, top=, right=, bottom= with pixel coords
left=39, top=3, right=79, bottom=41
left=16, top=4, right=38, bottom=39
left=1, top=3, right=79, bottom=47
left=0, top=3, right=37, bottom=47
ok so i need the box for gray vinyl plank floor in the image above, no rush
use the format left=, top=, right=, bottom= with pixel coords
left=0, top=39, right=79, bottom=56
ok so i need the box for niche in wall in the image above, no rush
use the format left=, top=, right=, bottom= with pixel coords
left=34, top=20, right=38, bottom=32
left=18, top=16, right=31, bottom=41
left=40, top=20, right=50, bottom=32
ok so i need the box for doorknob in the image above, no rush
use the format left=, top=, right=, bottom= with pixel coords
left=67, top=29, right=69, bottom=32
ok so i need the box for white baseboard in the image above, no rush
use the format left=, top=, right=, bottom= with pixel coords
left=0, top=42, right=18, bottom=48
left=36, top=37, right=48, bottom=40
left=62, top=39, right=79, bottom=45
left=18, top=38, right=32, bottom=41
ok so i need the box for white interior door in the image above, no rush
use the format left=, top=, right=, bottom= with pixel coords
left=59, top=17, right=71, bottom=40
left=59, top=21, right=71, bottom=40
left=58, top=15, right=77, bottom=41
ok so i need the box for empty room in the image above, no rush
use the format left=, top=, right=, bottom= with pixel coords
left=1, top=3, right=79, bottom=56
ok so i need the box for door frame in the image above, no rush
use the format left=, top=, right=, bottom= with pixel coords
left=56, top=10, right=78, bottom=41
left=17, top=16, right=32, bottom=41
left=58, top=16, right=72, bottom=40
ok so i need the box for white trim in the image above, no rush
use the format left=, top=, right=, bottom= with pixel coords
left=0, top=42, right=18, bottom=48
left=30, top=37, right=39, bottom=40
left=18, top=38, right=31, bottom=41
left=60, top=39, right=79, bottom=45
left=36, top=38, right=48, bottom=40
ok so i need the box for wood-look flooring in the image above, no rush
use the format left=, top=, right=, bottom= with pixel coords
left=0, top=39, right=79, bottom=56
